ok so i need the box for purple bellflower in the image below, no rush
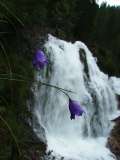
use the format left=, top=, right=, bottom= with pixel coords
left=69, top=98, right=85, bottom=120
left=32, top=49, right=48, bottom=70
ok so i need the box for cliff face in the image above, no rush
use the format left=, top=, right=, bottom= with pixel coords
left=14, top=123, right=46, bottom=160
left=107, top=95, right=120, bottom=160
left=107, top=121, right=120, bottom=160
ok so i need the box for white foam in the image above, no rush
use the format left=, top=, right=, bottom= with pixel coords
left=46, top=135, right=115, bottom=160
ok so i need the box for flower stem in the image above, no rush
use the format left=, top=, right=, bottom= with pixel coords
left=0, top=77, right=75, bottom=94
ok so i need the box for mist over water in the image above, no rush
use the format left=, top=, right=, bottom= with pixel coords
left=34, top=35, right=118, bottom=160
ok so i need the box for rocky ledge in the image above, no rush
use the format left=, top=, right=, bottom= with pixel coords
left=107, top=119, right=120, bottom=160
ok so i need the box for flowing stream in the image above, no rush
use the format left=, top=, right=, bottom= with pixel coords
left=33, top=35, right=118, bottom=160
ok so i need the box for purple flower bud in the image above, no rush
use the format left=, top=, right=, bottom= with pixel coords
left=32, top=49, right=48, bottom=70
left=69, top=98, right=85, bottom=120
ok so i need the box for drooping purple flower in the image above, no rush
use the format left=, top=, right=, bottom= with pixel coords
left=69, top=98, right=85, bottom=120
left=32, top=49, right=48, bottom=70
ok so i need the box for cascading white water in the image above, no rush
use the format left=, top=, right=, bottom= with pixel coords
left=34, top=35, right=118, bottom=160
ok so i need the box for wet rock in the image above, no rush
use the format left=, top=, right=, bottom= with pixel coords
left=13, top=122, right=47, bottom=160
left=116, top=95, right=120, bottom=110
left=79, top=48, right=89, bottom=80
left=111, top=116, right=120, bottom=123
left=107, top=121, right=120, bottom=159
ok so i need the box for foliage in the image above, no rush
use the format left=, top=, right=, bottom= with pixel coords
left=92, top=4, right=120, bottom=76
left=0, top=1, right=34, bottom=158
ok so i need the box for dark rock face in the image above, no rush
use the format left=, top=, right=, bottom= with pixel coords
left=116, top=95, right=120, bottom=110
left=107, top=121, right=120, bottom=160
left=16, top=25, right=50, bottom=160
left=20, top=123, right=47, bottom=160
left=107, top=95, right=120, bottom=160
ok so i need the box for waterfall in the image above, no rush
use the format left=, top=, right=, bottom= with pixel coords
left=33, top=35, right=118, bottom=160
